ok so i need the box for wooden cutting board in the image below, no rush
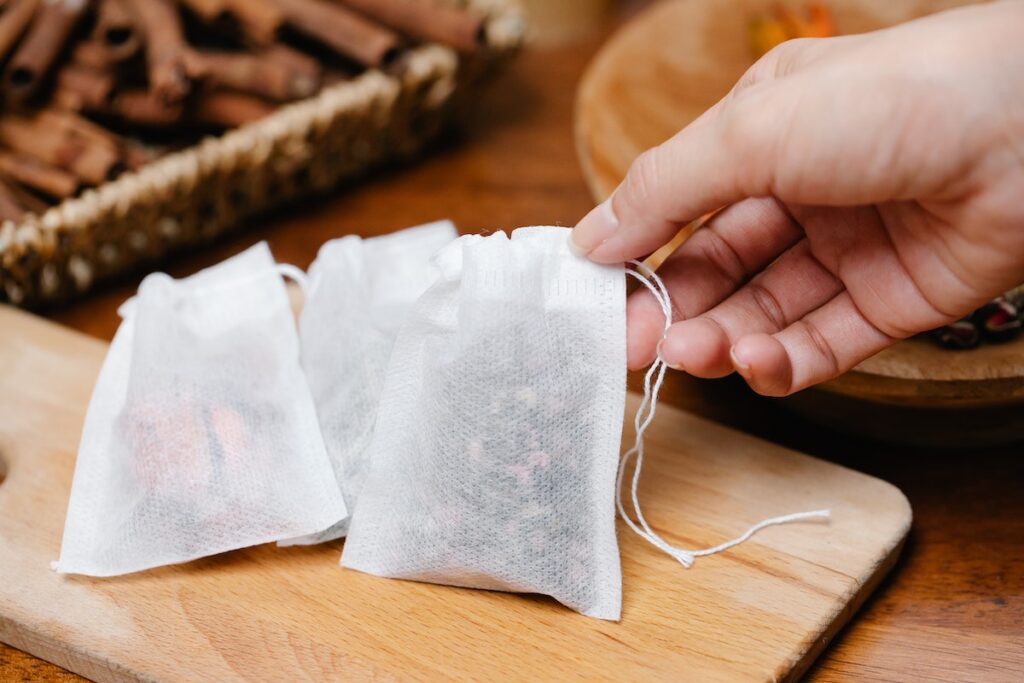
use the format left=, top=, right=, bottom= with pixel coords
left=0, top=306, right=910, bottom=682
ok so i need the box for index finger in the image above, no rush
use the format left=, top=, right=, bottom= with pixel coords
left=570, top=79, right=800, bottom=263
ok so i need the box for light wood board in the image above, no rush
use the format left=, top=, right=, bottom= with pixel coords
left=0, top=306, right=910, bottom=682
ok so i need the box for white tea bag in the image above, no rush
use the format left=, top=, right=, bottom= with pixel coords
left=342, top=226, right=627, bottom=620
left=281, top=220, right=458, bottom=546
left=54, top=243, right=347, bottom=576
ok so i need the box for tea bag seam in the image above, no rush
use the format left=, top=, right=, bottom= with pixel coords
left=145, top=262, right=310, bottom=300
left=620, top=260, right=831, bottom=568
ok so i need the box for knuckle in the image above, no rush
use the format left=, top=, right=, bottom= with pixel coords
left=737, top=43, right=788, bottom=88
left=794, top=319, right=840, bottom=377
left=746, top=282, right=788, bottom=331
left=696, top=229, right=747, bottom=287
left=720, top=89, right=767, bottom=153
left=718, top=86, right=791, bottom=196
left=621, top=148, right=662, bottom=211
left=669, top=298, right=688, bottom=326
left=762, top=37, right=824, bottom=77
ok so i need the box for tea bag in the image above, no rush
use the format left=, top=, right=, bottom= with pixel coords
left=280, top=220, right=458, bottom=546
left=342, top=226, right=627, bottom=620
left=53, top=243, right=347, bottom=576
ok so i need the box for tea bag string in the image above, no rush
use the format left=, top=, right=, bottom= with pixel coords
left=621, top=261, right=830, bottom=568
left=275, top=263, right=310, bottom=296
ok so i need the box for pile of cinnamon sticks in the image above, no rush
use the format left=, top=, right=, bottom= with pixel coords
left=0, top=0, right=486, bottom=222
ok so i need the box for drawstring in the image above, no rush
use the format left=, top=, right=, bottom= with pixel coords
left=621, top=260, right=830, bottom=568
left=275, top=263, right=309, bottom=297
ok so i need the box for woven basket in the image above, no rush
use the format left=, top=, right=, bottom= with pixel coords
left=0, top=0, right=524, bottom=308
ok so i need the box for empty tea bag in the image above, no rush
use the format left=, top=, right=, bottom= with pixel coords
left=342, top=226, right=627, bottom=620
left=280, top=220, right=458, bottom=546
left=53, top=243, right=347, bottom=576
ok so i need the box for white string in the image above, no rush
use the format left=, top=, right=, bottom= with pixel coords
left=275, top=263, right=310, bottom=297
left=620, top=260, right=831, bottom=568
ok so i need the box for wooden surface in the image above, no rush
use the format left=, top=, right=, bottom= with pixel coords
left=0, top=305, right=909, bottom=681
left=3, top=4, right=1022, bottom=680
left=574, top=0, right=1024, bottom=430
left=575, top=0, right=978, bottom=201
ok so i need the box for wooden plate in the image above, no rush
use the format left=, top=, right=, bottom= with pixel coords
left=574, top=0, right=1024, bottom=444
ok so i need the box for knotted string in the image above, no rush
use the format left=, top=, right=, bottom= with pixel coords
left=620, top=260, right=830, bottom=568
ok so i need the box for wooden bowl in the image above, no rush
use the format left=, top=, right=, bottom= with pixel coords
left=575, top=0, right=1024, bottom=446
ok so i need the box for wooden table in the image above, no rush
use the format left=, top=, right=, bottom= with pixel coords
left=4, top=7, right=1022, bottom=681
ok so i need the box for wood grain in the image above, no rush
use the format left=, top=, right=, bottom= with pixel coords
left=3, top=11, right=1022, bottom=680
left=0, top=304, right=908, bottom=681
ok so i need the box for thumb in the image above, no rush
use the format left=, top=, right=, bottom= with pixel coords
left=570, top=79, right=804, bottom=264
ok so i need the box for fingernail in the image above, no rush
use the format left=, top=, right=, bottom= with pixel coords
left=566, top=232, right=588, bottom=257
left=657, top=338, right=685, bottom=372
left=730, top=345, right=751, bottom=376
left=570, top=198, right=619, bottom=256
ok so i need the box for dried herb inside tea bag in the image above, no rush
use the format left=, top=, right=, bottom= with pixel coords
left=54, top=243, right=346, bottom=576
left=280, top=220, right=458, bottom=546
left=342, top=227, right=627, bottom=620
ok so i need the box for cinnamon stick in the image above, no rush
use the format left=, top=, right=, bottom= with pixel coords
left=56, top=107, right=154, bottom=167
left=0, top=151, right=79, bottom=198
left=0, top=114, right=122, bottom=185
left=195, top=49, right=320, bottom=101
left=263, top=43, right=320, bottom=78
left=108, top=88, right=185, bottom=125
left=0, top=0, right=39, bottom=63
left=274, top=0, right=400, bottom=67
left=178, top=0, right=282, bottom=46
left=54, top=63, right=116, bottom=111
left=190, top=89, right=275, bottom=127
left=93, top=0, right=141, bottom=63
left=70, top=40, right=114, bottom=70
left=177, top=0, right=226, bottom=23
left=41, top=107, right=155, bottom=170
left=3, top=176, right=49, bottom=213
left=120, top=141, right=153, bottom=170
left=37, top=109, right=121, bottom=154
left=4, top=0, right=90, bottom=105
left=337, top=0, right=485, bottom=53
left=0, top=176, right=26, bottom=221
left=223, top=0, right=283, bottom=46
left=123, top=0, right=197, bottom=104
left=42, top=109, right=131, bottom=180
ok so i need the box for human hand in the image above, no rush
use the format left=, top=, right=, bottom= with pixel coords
left=570, top=0, right=1024, bottom=396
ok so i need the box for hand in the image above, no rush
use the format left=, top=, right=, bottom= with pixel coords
left=570, top=0, right=1024, bottom=396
